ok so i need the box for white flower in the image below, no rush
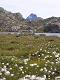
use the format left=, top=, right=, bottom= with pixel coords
left=35, top=51, right=39, bottom=54
left=24, top=59, right=29, bottom=63
left=44, top=67, right=47, bottom=72
left=0, top=78, right=3, bottom=80
left=1, top=68, right=5, bottom=72
left=44, top=67, right=46, bottom=70
left=44, top=67, right=47, bottom=70
left=44, top=50, right=47, bottom=52
left=6, top=63, right=9, bottom=66
left=45, top=64, right=47, bottom=66
left=55, top=54, right=59, bottom=58
left=51, top=62, right=54, bottom=65
left=52, top=51, right=56, bottom=55
left=40, top=68, right=43, bottom=71
left=47, top=60, right=50, bottom=63
left=19, top=66, right=23, bottom=71
left=48, top=75, right=50, bottom=78
left=30, top=64, right=34, bottom=67
left=25, top=75, right=30, bottom=78
left=54, top=68, right=57, bottom=71
left=38, top=55, right=40, bottom=57
left=42, top=54, right=44, bottom=56
left=33, top=63, right=37, bottom=66
left=2, top=63, right=4, bottom=65
left=0, top=72, right=2, bottom=75
left=50, top=56, right=52, bottom=58
left=48, top=78, right=50, bottom=79
left=14, top=64, right=18, bottom=67
left=36, top=77, right=42, bottom=80
left=26, top=67, right=28, bottom=69
left=3, top=66, right=7, bottom=72
left=30, top=75, right=36, bottom=80
left=59, top=57, right=60, bottom=60
left=40, top=48, right=42, bottom=51
left=44, top=75, right=46, bottom=79
left=11, top=58, right=14, bottom=61
left=4, top=66, right=7, bottom=69
left=47, top=51, right=50, bottom=53
left=51, top=67, right=53, bottom=70
left=45, top=69, right=47, bottom=72
left=48, top=70, right=51, bottom=73
left=22, top=71, right=24, bottom=74
left=19, top=66, right=23, bottom=69
left=37, top=65, right=39, bottom=67
left=30, top=63, right=37, bottom=67
left=5, top=71, right=10, bottom=76
left=9, top=68, right=12, bottom=70
left=11, top=74, right=14, bottom=76
left=52, top=72, right=55, bottom=75
left=24, top=62, right=27, bottom=65
left=2, top=77, right=6, bottom=80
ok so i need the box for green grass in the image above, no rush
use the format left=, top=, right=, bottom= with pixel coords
left=0, top=35, right=60, bottom=80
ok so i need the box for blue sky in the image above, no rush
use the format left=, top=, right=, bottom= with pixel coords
left=0, top=0, right=60, bottom=18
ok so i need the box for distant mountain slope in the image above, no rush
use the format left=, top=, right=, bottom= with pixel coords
left=31, top=17, right=60, bottom=33
left=43, top=17, right=60, bottom=33
left=0, top=7, right=60, bottom=33
left=26, top=13, right=43, bottom=21
left=0, top=7, right=35, bottom=32
left=0, top=7, right=25, bottom=31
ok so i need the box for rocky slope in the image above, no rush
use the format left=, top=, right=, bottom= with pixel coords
left=0, top=7, right=60, bottom=32
left=0, top=7, right=33, bottom=32
left=31, top=17, right=60, bottom=32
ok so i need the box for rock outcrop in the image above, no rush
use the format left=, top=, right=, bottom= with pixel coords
left=0, top=7, right=60, bottom=33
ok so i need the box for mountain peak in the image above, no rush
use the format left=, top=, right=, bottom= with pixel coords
left=26, top=13, right=43, bottom=21
left=0, top=7, right=4, bottom=12
left=29, top=13, right=37, bottom=17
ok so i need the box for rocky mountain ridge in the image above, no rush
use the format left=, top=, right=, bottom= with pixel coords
left=0, top=7, right=60, bottom=33
left=0, top=7, right=33, bottom=32
left=26, top=13, right=43, bottom=21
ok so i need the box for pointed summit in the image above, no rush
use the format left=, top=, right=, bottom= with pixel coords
left=26, top=13, right=43, bottom=21
left=0, top=7, right=4, bottom=12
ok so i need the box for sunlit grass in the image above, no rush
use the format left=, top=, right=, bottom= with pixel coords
left=0, top=35, right=60, bottom=80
